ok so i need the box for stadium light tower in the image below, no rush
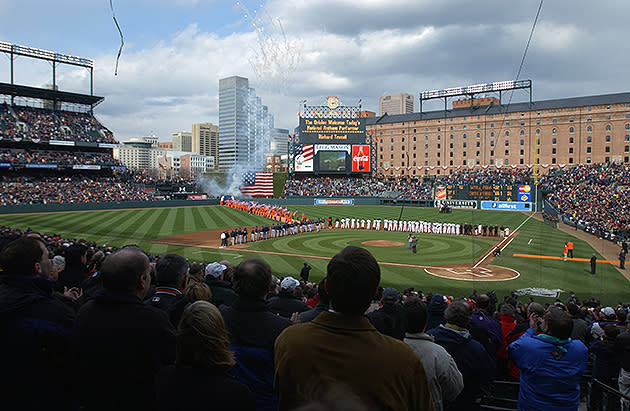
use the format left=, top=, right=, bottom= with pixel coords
left=0, top=41, right=95, bottom=96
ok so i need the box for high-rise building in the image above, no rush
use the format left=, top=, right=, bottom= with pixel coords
left=379, top=93, right=415, bottom=115
left=218, top=76, right=273, bottom=171
left=192, top=122, right=219, bottom=168
left=270, top=128, right=289, bottom=156
left=172, top=132, right=192, bottom=152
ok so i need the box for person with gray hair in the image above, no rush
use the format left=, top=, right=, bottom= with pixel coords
left=147, top=253, right=190, bottom=327
left=404, top=297, right=463, bottom=411
left=427, top=299, right=496, bottom=411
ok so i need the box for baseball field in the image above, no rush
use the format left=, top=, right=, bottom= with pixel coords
left=1, top=204, right=627, bottom=304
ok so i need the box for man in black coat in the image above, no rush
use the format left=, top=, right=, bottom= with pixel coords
left=72, top=246, right=176, bottom=411
left=591, top=254, right=597, bottom=274
left=220, top=257, right=292, bottom=410
left=55, top=243, right=88, bottom=291
left=299, top=262, right=311, bottom=282
left=204, top=261, right=237, bottom=307
left=367, top=288, right=407, bottom=340
left=268, top=276, right=309, bottom=318
left=0, top=236, right=76, bottom=410
left=147, top=253, right=189, bottom=327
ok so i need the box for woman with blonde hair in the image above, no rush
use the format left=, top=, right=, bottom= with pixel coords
left=155, top=301, right=255, bottom=410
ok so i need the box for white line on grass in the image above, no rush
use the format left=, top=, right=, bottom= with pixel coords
left=472, top=212, right=536, bottom=269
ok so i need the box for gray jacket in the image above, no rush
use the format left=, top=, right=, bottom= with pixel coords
left=404, top=332, right=464, bottom=411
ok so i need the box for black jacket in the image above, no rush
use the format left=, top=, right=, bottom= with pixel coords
left=155, top=365, right=256, bottom=411
left=205, top=278, right=238, bottom=307
left=146, top=287, right=189, bottom=327
left=0, top=274, right=76, bottom=410
left=55, top=263, right=88, bottom=291
left=268, top=290, right=309, bottom=318
left=367, top=303, right=408, bottom=340
left=72, top=290, right=176, bottom=411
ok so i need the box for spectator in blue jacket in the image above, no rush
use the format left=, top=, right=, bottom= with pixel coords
left=220, top=257, right=292, bottom=411
left=509, top=306, right=588, bottom=411
left=427, top=299, right=496, bottom=410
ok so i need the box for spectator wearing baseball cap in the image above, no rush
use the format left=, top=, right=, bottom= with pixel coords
left=367, top=287, right=407, bottom=340
left=589, top=307, right=618, bottom=341
left=204, top=262, right=237, bottom=307
left=426, top=293, right=447, bottom=332
left=269, top=276, right=309, bottom=318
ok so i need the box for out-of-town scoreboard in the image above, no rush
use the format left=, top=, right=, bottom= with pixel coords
left=443, top=184, right=532, bottom=202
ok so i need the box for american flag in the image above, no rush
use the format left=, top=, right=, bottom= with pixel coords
left=297, top=144, right=313, bottom=161
left=240, top=172, right=274, bottom=197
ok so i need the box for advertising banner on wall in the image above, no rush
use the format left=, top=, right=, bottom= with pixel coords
left=314, top=198, right=354, bottom=205
left=295, top=144, right=314, bottom=172
left=480, top=201, right=531, bottom=211
left=351, top=145, right=370, bottom=172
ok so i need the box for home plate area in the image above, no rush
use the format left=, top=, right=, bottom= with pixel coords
left=424, top=263, right=520, bottom=281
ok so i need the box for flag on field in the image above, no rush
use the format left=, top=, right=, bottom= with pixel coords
left=240, top=172, right=274, bottom=197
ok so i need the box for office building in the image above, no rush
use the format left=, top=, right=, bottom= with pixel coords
left=379, top=93, right=414, bottom=116
left=192, top=122, right=219, bottom=168
left=218, top=75, right=274, bottom=171
left=172, top=132, right=192, bottom=152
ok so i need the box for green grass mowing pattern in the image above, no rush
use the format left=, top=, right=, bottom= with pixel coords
left=1, top=205, right=628, bottom=304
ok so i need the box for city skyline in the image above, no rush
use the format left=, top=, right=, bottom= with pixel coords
left=1, top=1, right=629, bottom=142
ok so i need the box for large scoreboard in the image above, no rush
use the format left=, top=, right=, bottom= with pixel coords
left=294, top=96, right=369, bottom=174
left=444, top=184, right=532, bottom=202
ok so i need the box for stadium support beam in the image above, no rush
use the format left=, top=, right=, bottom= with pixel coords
left=0, top=41, right=95, bottom=97
left=418, top=80, right=532, bottom=119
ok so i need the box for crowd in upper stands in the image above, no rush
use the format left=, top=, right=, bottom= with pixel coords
left=0, top=224, right=629, bottom=410
left=0, top=175, right=155, bottom=205
left=0, top=149, right=118, bottom=166
left=0, top=103, right=116, bottom=144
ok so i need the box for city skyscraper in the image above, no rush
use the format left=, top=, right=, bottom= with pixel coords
left=379, top=93, right=415, bottom=115
left=192, top=122, right=218, bottom=169
left=218, top=75, right=273, bottom=171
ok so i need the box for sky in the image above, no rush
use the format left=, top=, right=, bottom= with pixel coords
left=0, top=0, right=628, bottom=142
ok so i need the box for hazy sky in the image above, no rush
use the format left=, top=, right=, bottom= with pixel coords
left=1, top=0, right=628, bottom=141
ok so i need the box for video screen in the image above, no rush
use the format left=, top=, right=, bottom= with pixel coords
left=318, top=151, right=346, bottom=172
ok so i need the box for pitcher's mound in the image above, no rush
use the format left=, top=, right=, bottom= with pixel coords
left=362, top=240, right=405, bottom=247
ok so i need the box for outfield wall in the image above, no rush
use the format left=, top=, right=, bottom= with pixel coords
left=0, top=199, right=220, bottom=214
left=0, top=194, right=543, bottom=214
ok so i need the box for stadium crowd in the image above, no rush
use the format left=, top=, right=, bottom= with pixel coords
left=543, top=163, right=630, bottom=241
left=1, top=225, right=629, bottom=410
left=0, top=149, right=118, bottom=166
left=0, top=175, right=155, bottom=205
left=0, top=103, right=116, bottom=144
left=283, top=176, right=433, bottom=199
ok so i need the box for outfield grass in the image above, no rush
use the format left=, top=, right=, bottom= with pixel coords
left=0, top=204, right=627, bottom=304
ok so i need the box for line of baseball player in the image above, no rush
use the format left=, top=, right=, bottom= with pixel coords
left=333, top=218, right=510, bottom=237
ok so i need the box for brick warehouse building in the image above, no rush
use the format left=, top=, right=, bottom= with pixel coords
left=366, top=92, right=630, bottom=177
